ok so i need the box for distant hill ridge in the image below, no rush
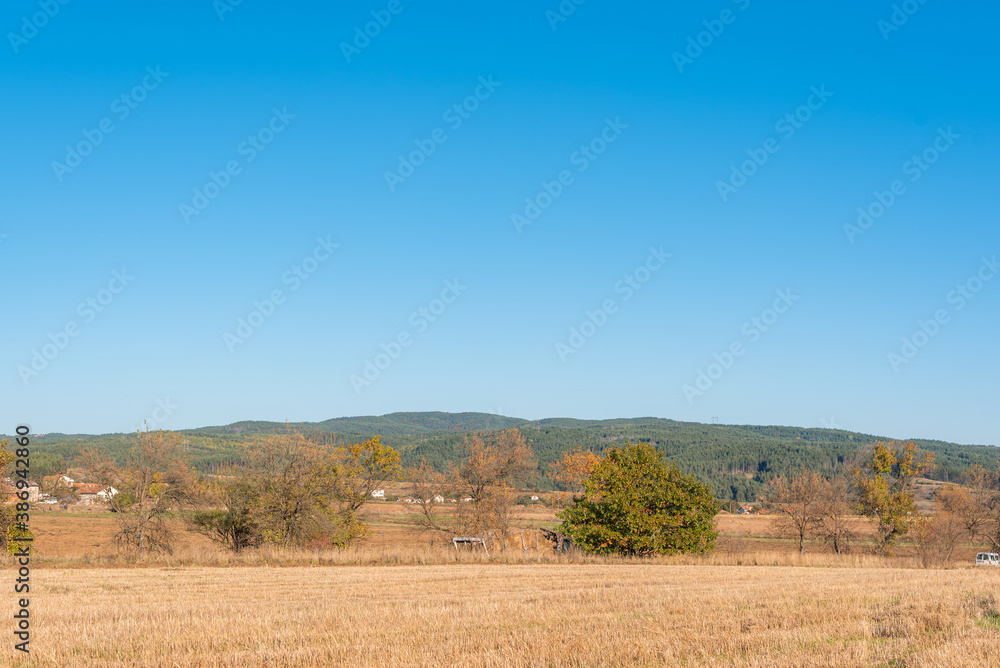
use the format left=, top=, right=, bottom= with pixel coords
left=14, top=412, right=998, bottom=502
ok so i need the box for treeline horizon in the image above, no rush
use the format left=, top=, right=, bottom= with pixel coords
left=15, top=412, right=1000, bottom=502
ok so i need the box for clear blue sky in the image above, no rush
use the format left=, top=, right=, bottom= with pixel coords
left=2, top=0, right=998, bottom=445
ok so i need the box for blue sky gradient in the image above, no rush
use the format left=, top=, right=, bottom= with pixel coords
left=2, top=0, right=998, bottom=444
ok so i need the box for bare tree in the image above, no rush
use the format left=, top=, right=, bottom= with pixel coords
left=84, top=430, right=196, bottom=556
left=910, top=509, right=968, bottom=567
left=951, top=465, right=1000, bottom=552
left=407, top=456, right=454, bottom=534
left=765, top=469, right=825, bottom=553
left=813, top=476, right=860, bottom=554
left=452, top=428, right=536, bottom=547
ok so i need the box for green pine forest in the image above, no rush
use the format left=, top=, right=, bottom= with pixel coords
left=13, top=412, right=999, bottom=502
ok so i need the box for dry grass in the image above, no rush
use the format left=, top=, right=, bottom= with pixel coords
left=8, top=506, right=1000, bottom=666
left=12, top=502, right=1000, bottom=666
left=5, top=562, right=1000, bottom=667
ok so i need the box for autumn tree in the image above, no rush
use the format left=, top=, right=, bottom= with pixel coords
left=549, top=447, right=600, bottom=504
left=935, top=482, right=988, bottom=547
left=452, top=428, right=536, bottom=542
left=765, top=469, right=826, bottom=553
left=85, top=429, right=196, bottom=556
left=964, top=463, right=1000, bottom=553
left=852, top=441, right=934, bottom=554
left=910, top=504, right=967, bottom=567
left=334, top=434, right=403, bottom=512
left=407, top=456, right=454, bottom=534
left=192, top=430, right=400, bottom=550
left=935, top=465, right=1000, bottom=553
left=559, top=442, right=718, bottom=555
left=189, top=477, right=261, bottom=553
left=813, top=476, right=860, bottom=554
left=41, top=474, right=75, bottom=499
left=0, top=438, right=33, bottom=554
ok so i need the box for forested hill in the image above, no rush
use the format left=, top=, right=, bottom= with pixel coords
left=17, top=413, right=999, bottom=502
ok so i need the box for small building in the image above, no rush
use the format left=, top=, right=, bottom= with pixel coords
left=530, top=495, right=540, bottom=501
left=371, top=489, right=385, bottom=499
left=433, top=495, right=445, bottom=503
left=737, top=505, right=755, bottom=515
left=0, top=481, right=40, bottom=503
left=74, top=483, right=115, bottom=505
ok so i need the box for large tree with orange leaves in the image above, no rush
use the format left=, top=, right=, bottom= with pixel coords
left=453, top=428, right=536, bottom=538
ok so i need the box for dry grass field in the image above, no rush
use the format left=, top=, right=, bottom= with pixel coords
left=29, top=499, right=976, bottom=563
left=8, top=498, right=999, bottom=666
left=4, top=563, right=1000, bottom=667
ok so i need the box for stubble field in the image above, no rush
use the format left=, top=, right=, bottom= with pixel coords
left=5, top=562, right=1000, bottom=667
left=6, top=498, right=998, bottom=666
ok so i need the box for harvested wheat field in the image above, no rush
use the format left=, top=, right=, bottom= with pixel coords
left=5, top=563, right=1000, bottom=667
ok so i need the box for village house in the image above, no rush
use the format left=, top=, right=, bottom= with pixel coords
left=371, top=489, right=385, bottom=499
left=1, top=480, right=40, bottom=503
left=73, top=483, right=118, bottom=505
left=432, top=495, right=445, bottom=503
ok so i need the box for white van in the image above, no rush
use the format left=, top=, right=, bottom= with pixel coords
left=975, top=552, right=999, bottom=566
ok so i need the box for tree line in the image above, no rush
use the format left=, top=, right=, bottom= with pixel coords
left=47, top=428, right=401, bottom=556
left=22, top=417, right=1000, bottom=502
left=3, top=430, right=996, bottom=561
left=766, top=440, right=1000, bottom=561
